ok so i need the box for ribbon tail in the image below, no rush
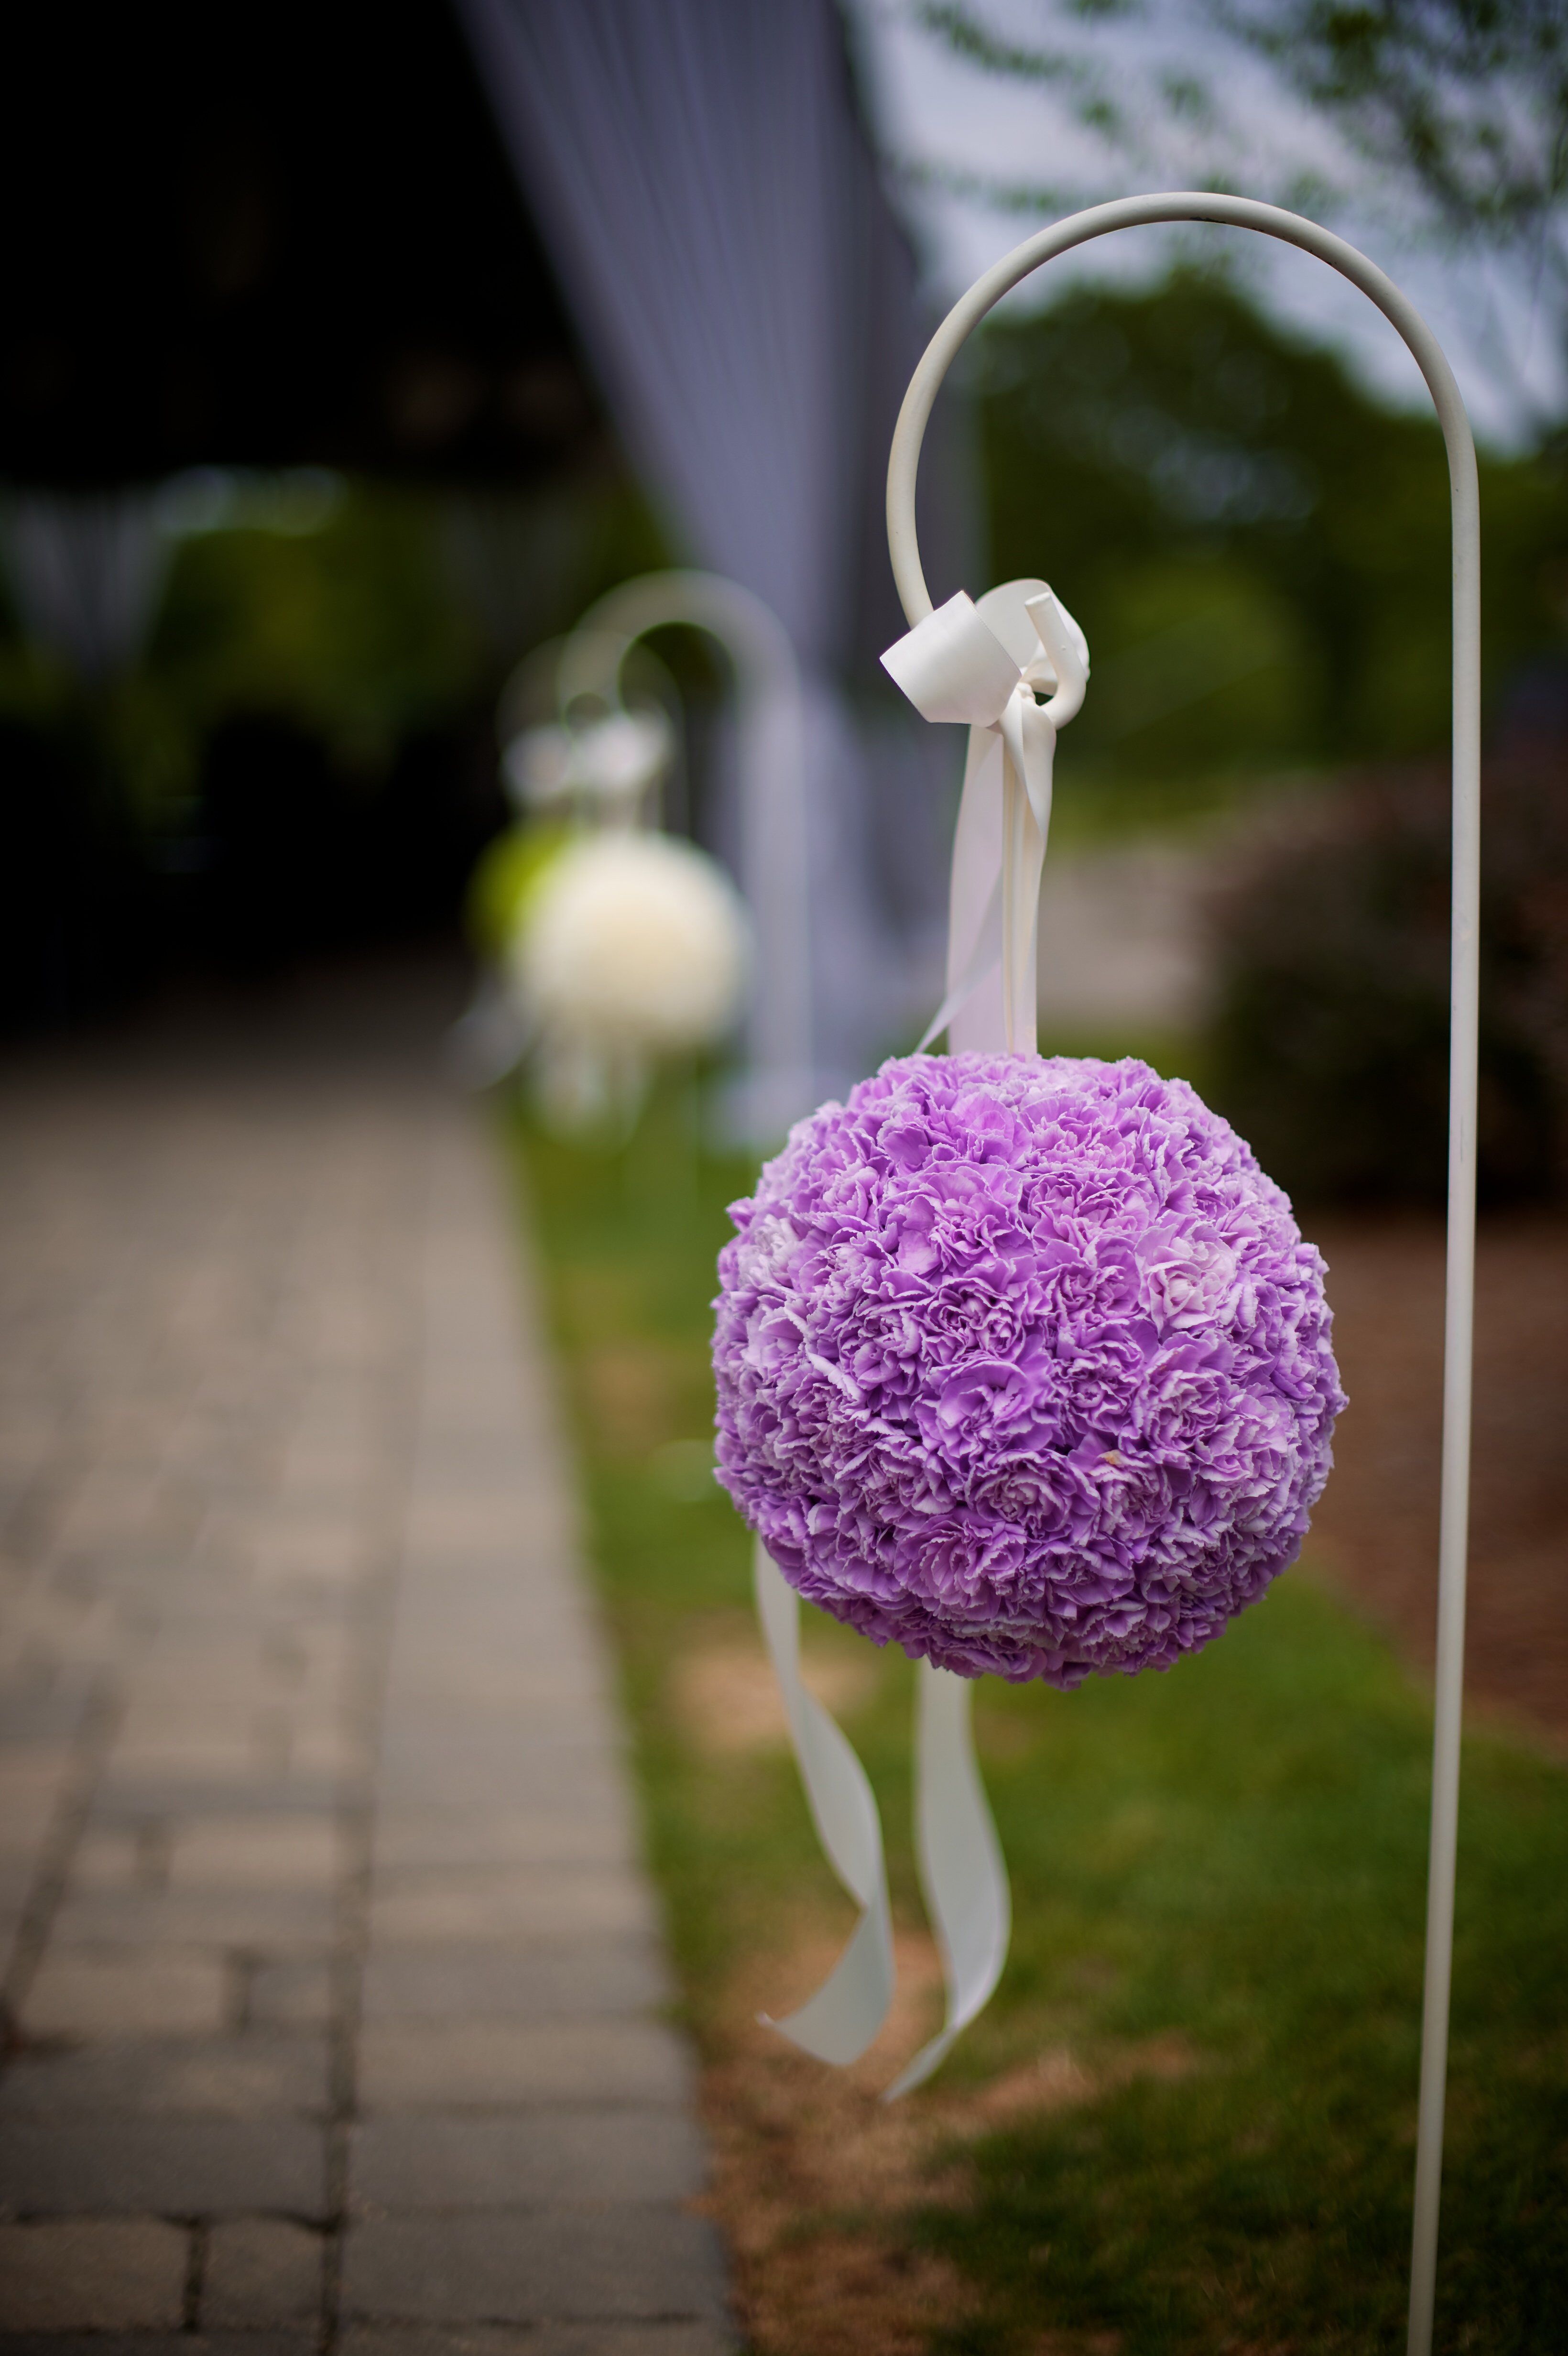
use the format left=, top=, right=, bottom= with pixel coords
left=1008, top=694, right=1057, bottom=848
left=925, top=722, right=1006, bottom=1054
left=917, top=873, right=1001, bottom=1051
left=883, top=1662, right=1011, bottom=2101
left=753, top=1540, right=896, bottom=2064
left=870, top=581, right=1086, bottom=2099
left=997, top=694, right=1056, bottom=1056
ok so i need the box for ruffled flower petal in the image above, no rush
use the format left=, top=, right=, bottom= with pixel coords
left=713, top=1053, right=1346, bottom=1688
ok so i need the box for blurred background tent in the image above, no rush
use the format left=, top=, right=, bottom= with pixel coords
left=0, top=0, right=955, bottom=1089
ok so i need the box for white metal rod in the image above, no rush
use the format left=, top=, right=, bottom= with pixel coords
left=564, top=570, right=816, bottom=1134
left=883, top=195, right=1480, bottom=2356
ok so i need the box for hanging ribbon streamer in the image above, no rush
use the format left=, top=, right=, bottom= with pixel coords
left=755, top=579, right=1087, bottom=2094
left=883, top=579, right=1088, bottom=2084
left=753, top=1540, right=896, bottom=2063
left=884, top=1661, right=1013, bottom=2099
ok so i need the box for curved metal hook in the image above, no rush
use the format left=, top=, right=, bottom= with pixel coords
left=885, top=193, right=1478, bottom=2356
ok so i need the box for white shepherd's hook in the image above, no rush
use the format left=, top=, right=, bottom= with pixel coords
left=886, top=194, right=1479, bottom=2356
left=557, top=571, right=815, bottom=1143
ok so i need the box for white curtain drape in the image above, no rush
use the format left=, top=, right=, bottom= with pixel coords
left=454, top=0, right=953, bottom=1092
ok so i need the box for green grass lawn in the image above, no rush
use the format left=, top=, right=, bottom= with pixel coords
left=508, top=1079, right=1568, bottom=2356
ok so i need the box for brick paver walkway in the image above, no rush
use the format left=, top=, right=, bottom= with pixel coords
left=0, top=961, right=731, bottom=2354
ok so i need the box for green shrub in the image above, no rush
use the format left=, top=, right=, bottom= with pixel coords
left=1207, top=751, right=1568, bottom=1204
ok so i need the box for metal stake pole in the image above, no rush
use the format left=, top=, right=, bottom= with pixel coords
left=881, top=193, right=1480, bottom=2356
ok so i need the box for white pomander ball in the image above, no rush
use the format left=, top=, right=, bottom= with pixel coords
left=512, top=831, right=750, bottom=1055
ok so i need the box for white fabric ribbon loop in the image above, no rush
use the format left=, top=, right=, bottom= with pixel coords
left=880, top=589, right=1022, bottom=725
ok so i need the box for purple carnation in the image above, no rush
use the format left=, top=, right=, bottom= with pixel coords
left=712, top=1053, right=1345, bottom=1689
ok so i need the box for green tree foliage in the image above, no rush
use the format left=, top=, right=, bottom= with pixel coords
left=1220, top=0, right=1568, bottom=274
left=140, top=471, right=665, bottom=804
left=0, top=470, right=668, bottom=829
left=0, top=468, right=669, bottom=1016
left=147, top=486, right=484, bottom=776
left=978, top=269, right=1568, bottom=787
left=917, top=0, right=1568, bottom=335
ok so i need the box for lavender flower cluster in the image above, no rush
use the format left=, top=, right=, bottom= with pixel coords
left=713, top=1053, right=1344, bottom=1688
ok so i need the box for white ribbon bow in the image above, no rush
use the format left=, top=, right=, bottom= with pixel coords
left=753, top=581, right=1089, bottom=2098
left=883, top=580, right=1088, bottom=1055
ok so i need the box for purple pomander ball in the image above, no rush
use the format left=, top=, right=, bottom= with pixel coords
left=713, top=1053, right=1345, bottom=1688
